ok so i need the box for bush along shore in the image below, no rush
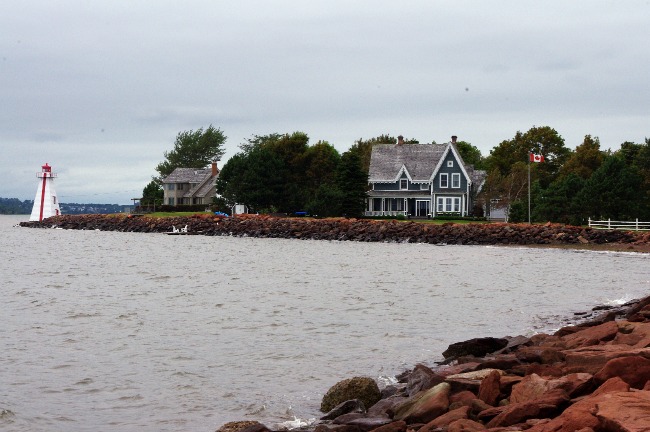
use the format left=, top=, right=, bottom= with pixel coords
left=18, top=214, right=650, bottom=251
left=213, top=297, right=650, bottom=432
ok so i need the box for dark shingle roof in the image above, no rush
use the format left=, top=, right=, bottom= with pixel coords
left=368, top=144, right=448, bottom=182
left=163, top=168, right=211, bottom=184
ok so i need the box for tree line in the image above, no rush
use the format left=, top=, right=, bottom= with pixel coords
left=144, top=125, right=649, bottom=224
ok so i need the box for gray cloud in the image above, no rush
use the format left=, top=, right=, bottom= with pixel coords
left=1, top=0, right=648, bottom=204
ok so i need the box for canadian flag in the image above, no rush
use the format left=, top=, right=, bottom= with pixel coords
left=530, top=153, right=544, bottom=163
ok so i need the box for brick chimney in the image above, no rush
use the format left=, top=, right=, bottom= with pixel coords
left=211, top=161, right=219, bottom=177
left=397, top=135, right=404, bottom=146
left=451, top=135, right=457, bottom=144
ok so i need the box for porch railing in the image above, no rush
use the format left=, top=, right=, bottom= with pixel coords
left=588, top=218, right=650, bottom=231
left=365, top=211, right=408, bottom=217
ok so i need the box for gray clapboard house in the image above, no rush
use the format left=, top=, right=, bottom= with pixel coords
left=162, top=162, right=220, bottom=206
left=366, top=136, right=486, bottom=218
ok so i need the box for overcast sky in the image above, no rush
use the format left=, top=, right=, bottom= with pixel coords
left=2, top=1, right=648, bottom=204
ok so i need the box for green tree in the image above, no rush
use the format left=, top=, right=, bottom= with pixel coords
left=486, top=126, right=570, bottom=188
left=141, top=180, right=163, bottom=207
left=155, top=125, right=226, bottom=179
left=578, top=153, right=646, bottom=220
left=558, top=135, right=604, bottom=180
left=455, top=140, right=485, bottom=170
left=534, top=174, right=587, bottom=225
left=335, top=147, right=369, bottom=218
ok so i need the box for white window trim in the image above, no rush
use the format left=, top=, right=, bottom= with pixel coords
left=439, top=173, right=448, bottom=188
left=447, top=161, right=454, bottom=167
left=399, top=179, right=408, bottom=190
left=452, top=173, right=461, bottom=188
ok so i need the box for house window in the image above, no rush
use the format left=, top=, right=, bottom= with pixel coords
left=420, top=183, right=429, bottom=190
left=168, top=184, right=175, bottom=190
left=400, top=179, right=408, bottom=190
left=452, top=173, right=461, bottom=188
left=440, top=173, right=448, bottom=188
left=168, top=198, right=175, bottom=205
left=447, top=161, right=454, bottom=167
left=178, top=183, right=184, bottom=190
left=437, top=197, right=461, bottom=213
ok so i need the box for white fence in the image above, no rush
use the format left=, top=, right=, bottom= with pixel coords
left=588, top=218, right=650, bottom=231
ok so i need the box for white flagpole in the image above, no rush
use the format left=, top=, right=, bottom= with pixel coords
left=528, top=152, right=532, bottom=225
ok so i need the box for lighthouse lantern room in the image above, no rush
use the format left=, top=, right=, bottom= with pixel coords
left=30, top=163, right=61, bottom=221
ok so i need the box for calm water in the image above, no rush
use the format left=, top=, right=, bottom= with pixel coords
left=1, top=215, right=648, bottom=432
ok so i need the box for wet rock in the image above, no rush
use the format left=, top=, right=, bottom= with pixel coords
left=442, top=337, right=509, bottom=360
left=393, top=382, right=451, bottom=424
left=321, top=377, right=381, bottom=414
left=341, top=416, right=394, bottom=432
left=365, top=420, right=406, bottom=432
left=366, top=395, right=407, bottom=418
left=406, top=364, right=445, bottom=396
left=216, top=421, right=266, bottom=432
left=418, top=406, right=470, bottom=431
left=321, top=399, right=366, bottom=420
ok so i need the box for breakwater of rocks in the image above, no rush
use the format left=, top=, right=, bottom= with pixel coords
left=18, top=214, right=650, bottom=248
left=218, top=296, right=650, bottom=432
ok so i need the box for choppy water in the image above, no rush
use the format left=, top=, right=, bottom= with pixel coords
left=1, top=215, right=648, bottom=432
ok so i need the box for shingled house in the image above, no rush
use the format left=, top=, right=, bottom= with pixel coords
left=366, top=136, right=486, bottom=218
left=162, top=161, right=219, bottom=206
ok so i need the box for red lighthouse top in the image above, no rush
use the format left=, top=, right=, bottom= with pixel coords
left=37, top=163, right=56, bottom=178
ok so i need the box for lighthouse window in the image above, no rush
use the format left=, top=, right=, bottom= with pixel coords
left=53, top=196, right=57, bottom=204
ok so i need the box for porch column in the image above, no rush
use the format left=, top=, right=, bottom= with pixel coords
left=462, top=195, right=466, bottom=217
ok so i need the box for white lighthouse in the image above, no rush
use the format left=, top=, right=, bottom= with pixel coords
left=29, top=163, right=61, bottom=221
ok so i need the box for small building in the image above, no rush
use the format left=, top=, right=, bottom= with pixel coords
left=162, top=161, right=220, bottom=206
left=366, top=136, right=486, bottom=218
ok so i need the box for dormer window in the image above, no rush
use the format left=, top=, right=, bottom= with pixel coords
left=399, top=179, right=408, bottom=190
left=447, top=161, right=454, bottom=167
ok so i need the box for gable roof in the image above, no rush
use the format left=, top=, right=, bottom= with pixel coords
left=369, top=143, right=447, bottom=182
left=369, top=142, right=482, bottom=185
left=162, top=168, right=212, bottom=184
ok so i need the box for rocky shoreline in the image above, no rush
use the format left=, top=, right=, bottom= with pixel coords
left=220, top=296, right=650, bottom=432
left=18, top=214, right=650, bottom=252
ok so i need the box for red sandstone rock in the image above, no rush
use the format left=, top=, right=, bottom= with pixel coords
left=393, top=382, right=450, bottom=424
left=561, top=321, right=618, bottom=349
left=447, top=419, right=486, bottom=432
left=525, top=378, right=630, bottom=432
left=478, top=369, right=501, bottom=406
left=594, top=391, right=650, bottom=431
left=485, top=389, right=570, bottom=428
left=418, top=406, right=470, bottom=431
left=366, top=421, right=406, bottom=432
left=561, top=345, right=650, bottom=374
left=449, top=390, right=477, bottom=406
left=593, top=355, right=650, bottom=389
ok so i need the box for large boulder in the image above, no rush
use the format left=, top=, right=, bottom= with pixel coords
left=593, top=355, right=650, bottom=389
left=393, top=382, right=451, bottom=424
left=442, top=337, right=509, bottom=360
left=321, top=377, right=381, bottom=413
left=595, top=391, right=650, bottom=431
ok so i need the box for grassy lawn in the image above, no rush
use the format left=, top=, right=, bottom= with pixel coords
left=136, top=211, right=213, bottom=218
